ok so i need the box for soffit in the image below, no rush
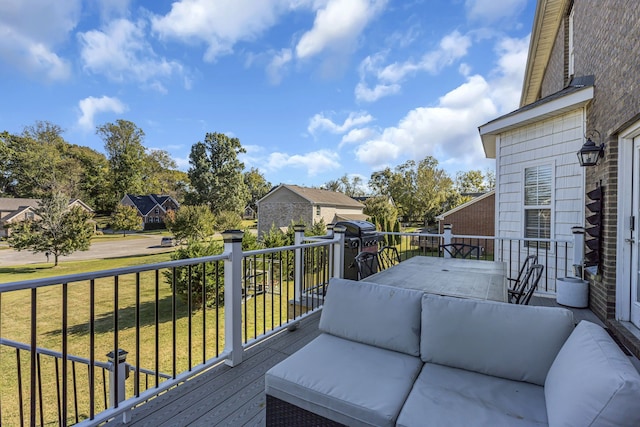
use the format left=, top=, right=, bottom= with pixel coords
left=521, top=0, right=569, bottom=106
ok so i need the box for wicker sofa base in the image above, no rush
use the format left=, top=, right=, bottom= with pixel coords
left=266, top=394, right=346, bottom=426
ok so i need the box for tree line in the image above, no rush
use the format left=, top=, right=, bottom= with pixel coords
left=322, top=159, right=494, bottom=227
left=0, top=120, right=273, bottom=217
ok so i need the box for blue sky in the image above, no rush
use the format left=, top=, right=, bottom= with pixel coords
left=0, top=0, right=535, bottom=188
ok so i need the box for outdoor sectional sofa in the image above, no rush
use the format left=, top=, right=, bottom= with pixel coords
left=265, top=277, right=640, bottom=426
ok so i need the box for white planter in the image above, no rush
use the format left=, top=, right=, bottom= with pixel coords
left=556, top=277, right=589, bottom=308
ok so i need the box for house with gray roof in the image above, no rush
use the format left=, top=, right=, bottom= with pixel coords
left=256, top=184, right=366, bottom=237
left=0, top=197, right=94, bottom=238
left=120, top=194, right=180, bottom=229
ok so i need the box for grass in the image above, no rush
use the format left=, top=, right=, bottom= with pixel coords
left=0, top=252, right=296, bottom=426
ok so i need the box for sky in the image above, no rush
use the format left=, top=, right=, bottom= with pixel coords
left=0, top=0, right=535, bottom=189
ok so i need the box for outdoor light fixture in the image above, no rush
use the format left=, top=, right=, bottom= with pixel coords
left=577, top=130, right=605, bottom=167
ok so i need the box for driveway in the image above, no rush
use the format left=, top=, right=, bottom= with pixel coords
left=0, top=234, right=176, bottom=266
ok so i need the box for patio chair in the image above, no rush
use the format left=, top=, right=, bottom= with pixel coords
left=377, top=246, right=401, bottom=270
left=507, top=255, right=538, bottom=303
left=510, top=264, right=544, bottom=305
left=354, top=251, right=379, bottom=280
left=439, top=243, right=481, bottom=260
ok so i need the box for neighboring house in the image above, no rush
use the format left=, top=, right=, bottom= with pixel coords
left=479, top=0, right=640, bottom=356
left=0, top=197, right=95, bottom=238
left=435, top=190, right=495, bottom=254
left=121, top=194, right=180, bottom=229
left=243, top=205, right=257, bottom=220
left=257, top=185, right=366, bottom=237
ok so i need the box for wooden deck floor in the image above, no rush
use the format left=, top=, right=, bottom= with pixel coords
left=103, top=297, right=602, bottom=427
left=103, top=312, right=322, bottom=427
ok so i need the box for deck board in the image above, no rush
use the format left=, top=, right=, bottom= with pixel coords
left=104, top=312, right=322, bottom=427
left=104, top=296, right=606, bottom=427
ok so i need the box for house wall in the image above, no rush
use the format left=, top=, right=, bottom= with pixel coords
left=540, top=0, right=640, bottom=320
left=438, top=193, right=495, bottom=254
left=257, top=190, right=312, bottom=237
left=497, top=109, right=585, bottom=292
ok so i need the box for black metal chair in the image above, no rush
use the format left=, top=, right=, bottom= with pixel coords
left=507, top=255, right=538, bottom=303
left=439, top=243, right=481, bottom=260
left=354, top=251, right=379, bottom=280
left=510, top=264, right=544, bottom=305
left=377, top=246, right=401, bottom=270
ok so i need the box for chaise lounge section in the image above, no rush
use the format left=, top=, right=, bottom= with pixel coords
left=265, top=277, right=640, bottom=426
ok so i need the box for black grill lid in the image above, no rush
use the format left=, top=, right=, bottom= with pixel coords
left=334, top=220, right=377, bottom=237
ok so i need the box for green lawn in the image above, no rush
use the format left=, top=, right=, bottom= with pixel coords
left=0, top=252, right=294, bottom=426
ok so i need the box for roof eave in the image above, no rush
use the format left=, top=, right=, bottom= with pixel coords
left=479, top=86, right=593, bottom=159
left=520, top=0, right=569, bottom=106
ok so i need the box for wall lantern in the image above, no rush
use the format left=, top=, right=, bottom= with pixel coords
left=577, top=130, right=605, bottom=167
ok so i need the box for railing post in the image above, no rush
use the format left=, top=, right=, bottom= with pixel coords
left=332, top=225, right=346, bottom=278
left=572, top=226, right=585, bottom=278
left=443, top=224, right=452, bottom=258
left=293, top=224, right=306, bottom=303
left=223, top=229, right=244, bottom=367
left=106, top=349, right=130, bottom=423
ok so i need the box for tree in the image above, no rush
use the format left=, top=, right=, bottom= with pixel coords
left=187, top=132, right=249, bottom=216
left=111, top=205, right=142, bottom=236
left=455, top=169, right=496, bottom=194
left=97, top=120, right=146, bottom=206
left=363, top=196, right=398, bottom=225
left=164, top=205, right=215, bottom=242
left=243, top=167, right=271, bottom=215
left=7, top=192, right=94, bottom=266
left=370, top=157, right=453, bottom=224
left=322, top=174, right=366, bottom=197
left=164, top=240, right=225, bottom=309
left=215, top=210, right=242, bottom=232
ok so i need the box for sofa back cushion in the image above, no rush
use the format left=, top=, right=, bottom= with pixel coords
left=320, top=278, right=422, bottom=356
left=421, top=294, right=574, bottom=385
left=545, top=320, right=640, bottom=426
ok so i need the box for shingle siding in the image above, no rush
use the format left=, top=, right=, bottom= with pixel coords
left=539, top=0, right=640, bottom=321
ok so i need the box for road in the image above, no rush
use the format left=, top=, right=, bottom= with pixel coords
left=0, top=234, right=176, bottom=266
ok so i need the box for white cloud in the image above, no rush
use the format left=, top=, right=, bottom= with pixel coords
left=295, top=0, right=387, bottom=59
left=354, top=35, right=529, bottom=171
left=77, top=96, right=127, bottom=130
left=78, top=18, right=185, bottom=91
left=266, top=150, right=341, bottom=176
left=308, top=111, right=374, bottom=135
left=356, top=31, right=472, bottom=102
left=465, top=0, right=527, bottom=23
left=151, top=0, right=292, bottom=62
left=0, top=0, right=80, bottom=81
left=266, top=48, right=293, bottom=85
left=341, top=128, right=376, bottom=145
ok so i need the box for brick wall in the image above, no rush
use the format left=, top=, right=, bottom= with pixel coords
left=540, top=0, right=640, bottom=321
left=438, top=193, right=495, bottom=254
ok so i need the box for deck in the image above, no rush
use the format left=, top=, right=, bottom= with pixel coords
left=104, top=312, right=322, bottom=427
left=104, top=297, right=603, bottom=427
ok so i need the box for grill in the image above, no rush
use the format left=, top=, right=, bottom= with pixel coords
left=334, top=220, right=381, bottom=280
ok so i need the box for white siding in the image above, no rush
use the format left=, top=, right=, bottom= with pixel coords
left=496, top=109, right=585, bottom=292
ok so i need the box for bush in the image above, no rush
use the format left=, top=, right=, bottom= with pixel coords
left=164, top=240, right=225, bottom=309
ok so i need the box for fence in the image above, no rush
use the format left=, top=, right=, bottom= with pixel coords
left=0, top=227, right=346, bottom=427
left=0, top=224, right=581, bottom=426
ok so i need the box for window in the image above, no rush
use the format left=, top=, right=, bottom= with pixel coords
left=316, top=206, right=321, bottom=216
left=524, top=165, right=552, bottom=249
left=155, top=208, right=159, bottom=214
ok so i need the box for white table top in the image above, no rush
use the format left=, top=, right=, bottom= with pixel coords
left=365, top=256, right=507, bottom=302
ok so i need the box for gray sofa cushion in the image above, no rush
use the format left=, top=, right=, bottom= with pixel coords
left=320, top=278, right=422, bottom=356
left=397, top=363, right=547, bottom=427
left=421, top=294, right=574, bottom=385
left=545, top=320, right=640, bottom=427
left=265, top=333, right=423, bottom=427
